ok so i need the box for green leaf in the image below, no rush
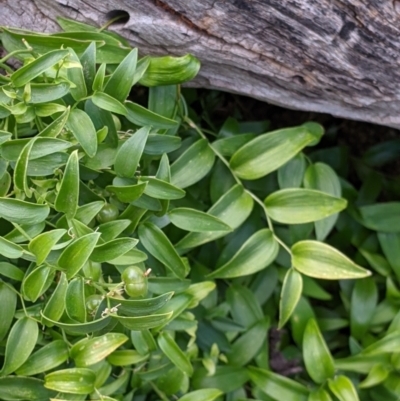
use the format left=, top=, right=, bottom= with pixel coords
left=169, top=207, right=232, bottom=232
left=28, top=228, right=66, bottom=265
left=228, top=317, right=269, bottom=366
left=176, top=184, right=253, bottom=251
left=179, top=389, right=223, bottom=401
left=65, top=277, right=86, bottom=323
left=378, top=232, right=400, bottom=280
left=278, top=153, right=306, bottom=189
left=58, top=232, right=100, bottom=279
left=0, top=198, right=49, bottom=225
left=139, top=222, right=187, bottom=278
left=144, top=134, right=181, bottom=155
left=92, top=62, right=106, bottom=91
left=26, top=82, right=70, bottom=104
left=361, top=330, right=400, bottom=355
left=303, top=318, right=335, bottom=383
left=0, top=131, right=11, bottom=145
left=71, top=333, right=128, bottom=367
left=67, top=109, right=97, bottom=157
left=350, top=277, right=378, bottom=340
left=0, top=236, right=23, bottom=259
left=112, top=312, right=173, bottom=330
left=92, top=91, right=127, bottom=115
left=54, top=150, right=79, bottom=219
left=34, top=102, right=66, bottom=116
left=0, top=173, right=11, bottom=197
left=264, top=188, right=347, bottom=224
left=308, top=389, right=333, bottom=401
left=15, top=340, right=69, bottom=376
left=208, top=229, right=278, bottom=278
left=44, top=368, right=96, bottom=395
left=0, top=377, right=55, bottom=401
left=0, top=282, right=17, bottom=342
left=292, top=240, right=371, bottom=279
left=359, top=364, right=391, bottom=389
left=11, top=49, right=69, bottom=87
left=125, top=101, right=179, bottom=129
left=131, top=329, right=157, bottom=355
left=171, top=139, right=215, bottom=188
left=90, top=238, right=138, bottom=263
left=97, top=219, right=132, bottom=242
left=141, top=176, right=185, bottom=200
left=80, top=42, right=96, bottom=94
left=230, top=123, right=323, bottom=180
left=67, top=47, right=87, bottom=101
left=22, top=264, right=53, bottom=302
left=106, top=182, right=147, bottom=203
left=0, top=262, right=24, bottom=281
left=1, top=317, right=38, bottom=376
left=108, top=292, right=173, bottom=316
left=328, top=376, right=359, bottom=401
left=107, top=349, right=149, bottom=366
left=148, top=85, right=178, bottom=120
left=359, top=202, right=400, bottom=232
left=158, top=331, right=193, bottom=376
left=14, top=138, right=36, bottom=197
left=139, top=54, right=200, bottom=86
left=248, top=367, right=309, bottom=401
left=103, top=48, right=138, bottom=102
left=279, top=268, right=303, bottom=328
left=1, top=137, right=71, bottom=160
left=114, top=126, right=150, bottom=178
left=212, top=134, right=256, bottom=157
left=304, top=162, right=342, bottom=240
left=42, top=272, right=68, bottom=324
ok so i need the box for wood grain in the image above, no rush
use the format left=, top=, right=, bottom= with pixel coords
left=2, top=0, right=400, bottom=127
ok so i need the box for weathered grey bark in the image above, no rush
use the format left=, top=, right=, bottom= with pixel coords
left=1, top=0, right=400, bottom=127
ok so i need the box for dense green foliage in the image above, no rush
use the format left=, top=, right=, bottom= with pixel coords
left=0, top=18, right=400, bottom=401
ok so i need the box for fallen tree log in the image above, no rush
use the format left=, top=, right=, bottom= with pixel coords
left=2, top=0, right=400, bottom=127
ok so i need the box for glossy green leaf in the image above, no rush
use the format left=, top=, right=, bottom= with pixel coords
left=131, top=329, right=157, bottom=355
left=97, top=219, right=131, bottom=242
left=292, top=240, right=371, bottom=279
left=65, top=277, right=86, bottom=323
left=0, top=282, right=17, bottom=342
left=79, top=42, right=96, bottom=93
left=304, top=162, right=341, bottom=240
left=1, top=317, right=38, bottom=376
left=1, top=137, right=71, bottom=160
left=0, top=262, right=24, bottom=281
left=125, top=101, right=179, bottom=129
left=90, top=238, right=138, bottom=263
left=107, top=349, right=148, bottom=366
left=0, top=236, right=23, bottom=259
left=0, top=198, right=50, bottom=225
left=0, top=376, right=55, bottom=401
left=212, top=134, right=256, bottom=157
left=58, top=232, right=100, bottom=279
left=169, top=207, right=232, bottom=232
left=141, top=176, right=185, bottom=200
left=179, top=389, right=223, bottom=401
left=361, top=330, right=400, bottom=355
left=112, top=312, right=173, bottom=330
left=328, top=376, right=359, bottom=401
left=359, top=364, right=391, bottom=389
left=54, top=150, right=79, bottom=219
left=11, top=49, right=69, bottom=87
left=228, top=317, right=269, bottom=366
left=303, top=318, right=335, bottom=383
left=106, top=182, right=146, bottom=203
left=265, top=188, right=347, bottom=224
left=42, top=272, right=68, bottom=324
left=176, top=184, right=253, bottom=250
left=378, top=232, right=400, bottom=279
left=158, top=331, right=193, bottom=376
left=103, top=48, right=137, bottom=102
left=0, top=131, right=11, bottom=145
left=34, top=102, right=66, bottom=116
left=67, top=109, right=97, bottom=157
left=15, top=340, right=69, bottom=376
left=41, top=312, right=112, bottom=335
left=139, top=222, right=187, bottom=278
left=208, top=229, right=278, bottom=278
left=279, top=268, right=303, bottom=328
left=230, top=123, right=323, bottom=180
left=22, top=264, right=53, bottom=302
left=278, top=153, right=306, bottom=189
left=359, top=202, right=400, bottom=232
left=249, top=367, right=309, bottom=401
left=308, top=389, right=333, bottom=401
left=0, top=172, right=11, bottom=197
left=44, top=368, right=96, bottom=394
left=114, top=126, right=150, bottom=178
left=67, top=47, right=87, bottom=101
left=350, top=277, right=378, bottom=340
left=14, top=137, right=36, bottom=197
left=71, top=333, right=128, bottom=367
left=171, top=139, right=215, bottom=188
left=29, top=229, right=66, bottom=265
left=92, top=91, right=127, bottom=115
left=139, top=54, right=200, bottom=86
left=144, top=134, right=181, bottom=155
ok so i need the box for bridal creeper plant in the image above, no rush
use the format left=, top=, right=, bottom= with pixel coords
left=0, top=17, right=399, bottom=401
